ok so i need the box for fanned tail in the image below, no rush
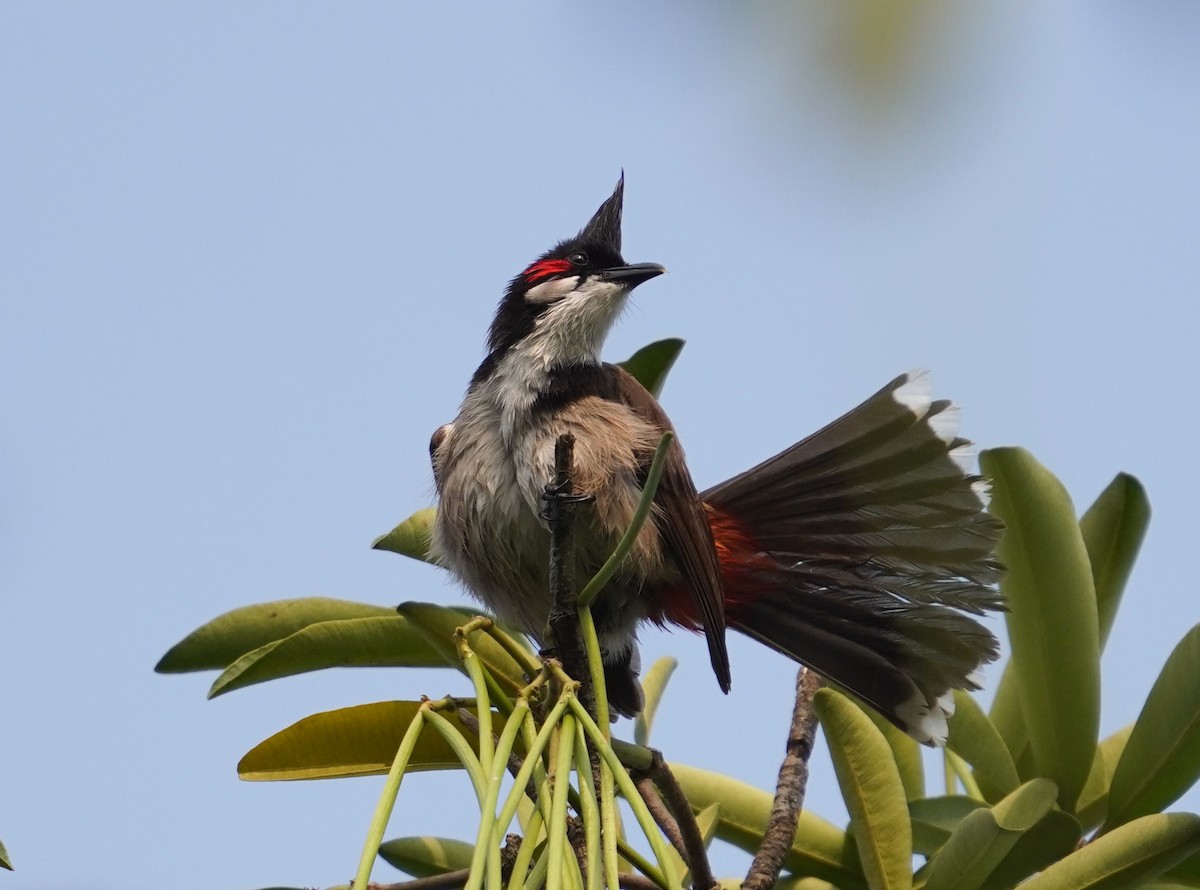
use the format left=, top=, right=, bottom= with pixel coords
left=702, top=371, right=1004, bottom=744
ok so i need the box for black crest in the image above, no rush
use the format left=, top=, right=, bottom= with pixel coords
left=578, top=172, right=624, bottom=253
left=477, top=175, right=630, bottom=376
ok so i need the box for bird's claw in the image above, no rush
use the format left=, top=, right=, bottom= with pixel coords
left=540, top=481, right=594, bottom=522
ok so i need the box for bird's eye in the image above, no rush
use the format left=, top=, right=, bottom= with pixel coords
left=568, top=251, right=589, bottom=267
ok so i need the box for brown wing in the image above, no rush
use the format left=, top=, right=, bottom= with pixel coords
left=608, top=364, right=732, bottom=693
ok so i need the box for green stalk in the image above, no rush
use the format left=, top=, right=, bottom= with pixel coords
left=485, top=620, right=544, bottom=676
left=466, top=698, right=534, bottom=890
left=351, top=707, right=428, bottom=890
left=456, top=631, right=494, bottom=773
left=424, top=710, right=487, bottom=803
left=522, top=838, right=550, bottom=890
left=569, top=699, right=681, bottom=890
left=573, top=719, right=602, bottom=890
left=508, top=806, right=544, bottom=890
left=600, top=761, right=620, bottom=888
left=577, top=432, right=673, bottom=608
left=519, top=700, right=557, bottom=832
left=578, top=605, right=611, bottom=731
left=547, top=714, right=578, bottom=890
left=496, top=695, right=574, bottom=827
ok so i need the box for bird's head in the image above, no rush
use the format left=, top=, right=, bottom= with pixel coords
left=483, top=174, right=665, bottom=369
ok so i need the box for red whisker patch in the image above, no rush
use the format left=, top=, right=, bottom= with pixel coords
left=523, top=258, right=572, bottom=283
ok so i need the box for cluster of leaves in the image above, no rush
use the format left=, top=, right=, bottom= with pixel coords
left=156, top=340, right=1200, bottom=889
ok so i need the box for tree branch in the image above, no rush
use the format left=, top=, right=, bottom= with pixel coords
left=636, top=750, right=719, bottom=890
left=633, top=774, right=688, bottom=860
left=742, top=666, right=823, bottom=890
left=544, top=433, right=597, bottom=719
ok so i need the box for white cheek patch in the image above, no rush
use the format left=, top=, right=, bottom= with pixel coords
left=525, top=275, right=581, bottom=304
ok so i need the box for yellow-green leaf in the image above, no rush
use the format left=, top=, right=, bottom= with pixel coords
left=1080, top=473, right=1149, bottom=650
left=978, top=810, right=1083, bottom=890
left=373, top=507, right=439, bottom=563
left=1020, top=812, right=1200, bottom=890
left=775, top=879, right=838, bottom=890
left=397, top=601, right=531, bottom=694
left=378, top=837, right=475, bottom=876
left=1104, top=625, right=1200, bottom=832
left=921, top=778, right=1057, bottom=890
left=948, top=690, right=1019, bottom=803
left=815, top=687, right=912, bottom=890
left=634, top=656, right=678, bottom=747
left=618, top=338, right=685, bottom=398
left=1077, top=724, right=1135, bottom=832
left=238, top=700, right=492, bottom=781
left=208, top=615, right=451, bottom=697
left=156, top=597, right=394, bottom=673
left=864, top=707, right=925, bottom=801
left=988, top=472, right=1145, bottom=778
left=669, top=763, right=866, bottom=889
left=910, top=796, right=987, bottom=856
left=981, top=448, right=1100, bottom=811
left=0, top=838, right=11, bottom=870
left=1162, top=847, right=1200, bottom=886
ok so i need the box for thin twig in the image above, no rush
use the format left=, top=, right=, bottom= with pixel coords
left=634, top=774, right=688, bottom=861
left=640, top=751, right=718, bottom=890
left=742, top=667, right=824, bottom=890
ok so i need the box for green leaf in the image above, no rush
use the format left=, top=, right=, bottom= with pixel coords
left=947, top=690, right=1020, bottom=803
left=238, top=700, right=494, bottom=780
left=863, top=707, right=925, bottom=801
left=397, top=602, right=531, bottom=694
left=378, top=836, right=475, bottom=876
left=207, top=615, right=451, bottom=697
left=1104, top=625, right=1200, bottom=832
left=1079, top=473, right=1150, bottom=650
left=0, top=838, right=10, bottom=870
left=373, top=506, right=439, bottom=564
left=987, top=662, right=1030, bottom=778
left=815, top=687, right=912, bottom=890
left=775, top=880, right=839, bottom=890
left=988, top=472, right=1146, bottom=776
left=694, top=802, right=720, bottom=848
left=669, top=762, right=866, bottom=889
left=618, top=337, right=685, bottom=398
left=634, top=656, right=678, bottom=747
left=980, top=447, right=1100, bottom=811
left=1163, top=848, right=1200, bottom=886
left=1077, top=725, right=1135, bottom=831
left=978, top=810, right=1083, bottom=890
left=156, top=597, right=395, bottom=673
left=1020, top=812, right=1200, bottom=890
left=910, top=796, right=987, bottom=856
left=921, top=778, right=1058, bottom=890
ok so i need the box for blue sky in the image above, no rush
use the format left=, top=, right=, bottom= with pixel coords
left=3, top=4, right=1199, bottom=888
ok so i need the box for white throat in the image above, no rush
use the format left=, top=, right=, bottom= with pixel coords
left=473, top=278, right=628, bottom=440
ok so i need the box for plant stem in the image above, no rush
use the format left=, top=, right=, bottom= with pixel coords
left=577, top=432, right=673, bottom=609
left=351, top=707, right=429, bottom=890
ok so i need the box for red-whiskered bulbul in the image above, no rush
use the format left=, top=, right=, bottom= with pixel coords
left=430, top=175, right=1002, bottom=744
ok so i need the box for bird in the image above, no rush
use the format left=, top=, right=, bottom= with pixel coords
left=429, top=175, right=1003, bottom=744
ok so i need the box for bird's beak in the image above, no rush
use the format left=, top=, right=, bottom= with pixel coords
left=596, top=262, right=666, bottom=288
